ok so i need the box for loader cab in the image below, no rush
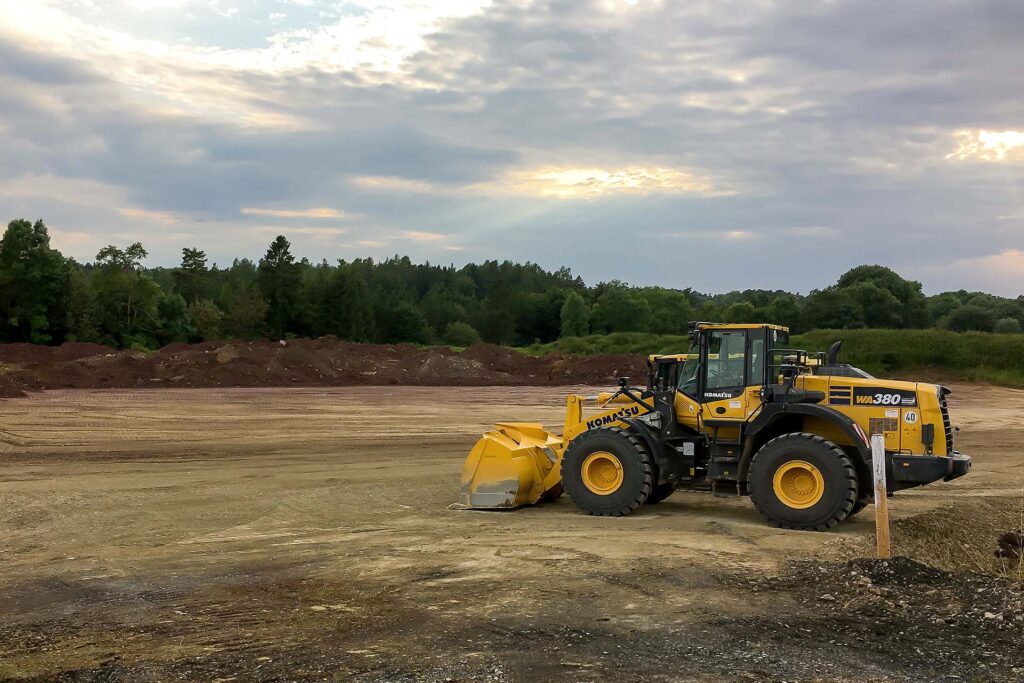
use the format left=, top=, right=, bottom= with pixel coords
left=680, top=323, right=789, bottom=410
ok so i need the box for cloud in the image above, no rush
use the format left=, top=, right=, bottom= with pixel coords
left=665, top=225, right=836, bottom=241
left=0, top=0, right=1022, bottom=296
left=118, top=207, right=181, bottom=223
left=946, top=130, right=1024, bottom=163
left=666, top=229, right=757, bottom=241
left=241, top=207, right=350, bottom=219
left=911, top=250, right=1024, bottom=298
left=782, top=226, right=839, bottom=238
left=250, top=225, right=348, bottom=237
left=400, top=230, right=447, bottom=242
left=474, top=165, right=729, bottom=198
left=350, top=164, right=729, bottom=199
left=121, top=0, right=199, bottom=9
left=0, top=0, right=493, bottom=82
left=350, top=176, right=436, bottom=193
left=1, top=174, right=118, bottom=203
left=48, top=228, right=106, bottom=255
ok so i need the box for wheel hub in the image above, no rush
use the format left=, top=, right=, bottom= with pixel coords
left=773, top=460, right=825, bottom=509
left=581, top=451, right=624, bottom=495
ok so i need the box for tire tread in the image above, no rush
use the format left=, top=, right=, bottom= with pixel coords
left=748, top=432, right=857, bottom=531
left=561, top=426, right=653, bottom=517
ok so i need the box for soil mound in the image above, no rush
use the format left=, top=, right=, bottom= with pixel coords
left=0, top=338, right=648, bottom=396
left=0, top=374, right=27, bottom=398
left=848, top=556, right=952, bottom=586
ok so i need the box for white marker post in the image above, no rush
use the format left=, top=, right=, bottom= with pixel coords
left=871, top=433, right=891, bottom=559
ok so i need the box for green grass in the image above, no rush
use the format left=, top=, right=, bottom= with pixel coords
left=523, top=329, right=1024, bottom=387
left=795, top=329, right=1024, bottom=386
left=523, top=332, right=692, bottom=356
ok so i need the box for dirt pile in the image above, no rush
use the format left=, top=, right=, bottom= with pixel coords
left=749, top=556, right=1024, bottom=680
left=0, top=338, right=647, bottom=394
left=0, top=375, right=27, bottom=398
left=834, top=497, right=1024, bottom=579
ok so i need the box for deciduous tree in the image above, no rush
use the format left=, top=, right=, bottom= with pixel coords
left=559, top=291, right=590, bottom=337
left=91, top=242, right=160, bottom=346
left=0, top=219, right=68, bottom=343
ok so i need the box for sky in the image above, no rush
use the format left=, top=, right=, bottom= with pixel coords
left=0, top=0, right=1022, bottom=296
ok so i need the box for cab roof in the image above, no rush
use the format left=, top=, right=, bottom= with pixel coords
left=649, top=353, right=693, bottom=362
left=692, top=322, right=789, bottom=332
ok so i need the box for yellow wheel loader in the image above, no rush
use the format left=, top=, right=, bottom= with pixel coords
left=454, top=322, right=971, bottom=530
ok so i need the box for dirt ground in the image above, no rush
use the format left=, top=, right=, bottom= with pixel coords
left=1, top=384, right=1022, bottom=682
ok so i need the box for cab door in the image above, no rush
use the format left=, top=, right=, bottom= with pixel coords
left=701, top=329, right=750, bottom=421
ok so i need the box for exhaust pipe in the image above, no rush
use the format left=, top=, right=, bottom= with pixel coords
left=827, top=340, right=842, bottom=365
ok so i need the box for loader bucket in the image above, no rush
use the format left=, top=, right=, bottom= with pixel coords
left=450, top=423, right=565, bottom=510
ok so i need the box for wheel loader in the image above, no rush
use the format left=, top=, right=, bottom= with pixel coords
left=453, top=322, right=971, bottom=530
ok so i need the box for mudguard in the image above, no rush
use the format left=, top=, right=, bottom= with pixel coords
left=745, top=402, right=872, bottom=467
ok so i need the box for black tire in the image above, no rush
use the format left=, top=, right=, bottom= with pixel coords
left=748, top=433, right=858, bottom=531
left=646, top=482, right=676, bottom=504
left=539, top=482, right=564, bottom=503
left=561, top=427, right=653, bottom=517
left=848, top=497, right=870, bottom=517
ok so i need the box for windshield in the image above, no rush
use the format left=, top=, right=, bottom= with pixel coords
left=678, top=339, right=701, bottom=397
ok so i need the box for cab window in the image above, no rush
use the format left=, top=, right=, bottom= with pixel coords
left=749, top=336, right=765, bottom=386
left=706, top=331, right=746, bottom=389
left=678, top=342, right=701, bottom=397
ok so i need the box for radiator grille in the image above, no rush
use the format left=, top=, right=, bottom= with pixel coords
left=938, top=389, right=954, bottom=454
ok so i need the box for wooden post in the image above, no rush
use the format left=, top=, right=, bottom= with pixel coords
left=871, top=433, right=891, bottom=559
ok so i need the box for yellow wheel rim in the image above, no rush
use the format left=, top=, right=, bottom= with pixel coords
left=772, top=460, right=825, bottom=509
left=581, top=451, right=624, bottom=495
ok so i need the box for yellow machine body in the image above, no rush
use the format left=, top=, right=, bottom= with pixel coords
left=452, top=395, right=652, bottom=509
left=451, top=423, right=565, bottom=509
left=453, top=322, right=969, bottom=524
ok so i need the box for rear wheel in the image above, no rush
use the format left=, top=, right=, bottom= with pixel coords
left=561, top=427, right=653, bottom=517
left=748, top=433, right=857, bottom=531
left=848, top=497, right=870, bottom=517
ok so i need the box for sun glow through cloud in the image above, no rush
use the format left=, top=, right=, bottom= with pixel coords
left=401, top=230, right=447, bottom=242
left=346, top=165, right=728, bottom=199
left=241, top=207, right=349, bottom=219
left=117, top=207, right=180, bottom=223
left=479, top=166, right=726, bottom=198
left=946, top=129, right=1024, bottom=162
left=349, top=176, right=436, bottom=193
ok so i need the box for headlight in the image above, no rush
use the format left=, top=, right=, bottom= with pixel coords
left=638, top=412, right=662, bottom=429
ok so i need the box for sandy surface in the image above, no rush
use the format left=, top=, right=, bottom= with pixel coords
left=1, top=384, right=1022, bottom=681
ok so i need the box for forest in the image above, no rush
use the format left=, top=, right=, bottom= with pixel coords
left=1, top=218, right=1022, bottom=350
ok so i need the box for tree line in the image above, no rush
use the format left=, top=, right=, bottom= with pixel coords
left=1, top=218, right=1022, bottom=350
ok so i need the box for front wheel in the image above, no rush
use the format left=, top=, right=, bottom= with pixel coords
left=646, top=482, right=676, bottom=504
left=748, top=433, right=858, bottom=531
left=561, top=427, right=653, bottom=517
